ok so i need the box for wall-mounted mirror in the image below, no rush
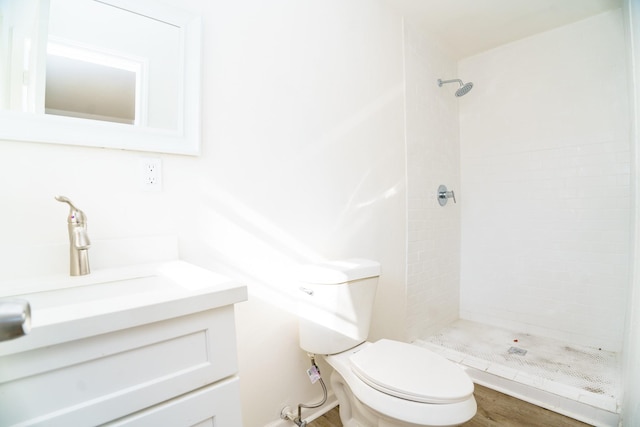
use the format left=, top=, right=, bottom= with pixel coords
left=0, top=0, right=201, bottom=155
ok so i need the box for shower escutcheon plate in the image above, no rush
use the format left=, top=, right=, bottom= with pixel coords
left=438, top=185, right=456, bottom=206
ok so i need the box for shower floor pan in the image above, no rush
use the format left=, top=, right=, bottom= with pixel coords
left=415, top=319, right=620, bottom=427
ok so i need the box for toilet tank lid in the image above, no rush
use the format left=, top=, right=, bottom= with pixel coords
left=297, top=259, right=380, bottom=284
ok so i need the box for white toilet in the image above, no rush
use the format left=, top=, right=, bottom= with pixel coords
left=297, top=259, right=477, bottom=427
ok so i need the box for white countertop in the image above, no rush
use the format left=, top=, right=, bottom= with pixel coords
left=0, top=260, right=247, bottom=356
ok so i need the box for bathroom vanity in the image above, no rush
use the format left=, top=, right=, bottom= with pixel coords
left=0, top=260, right=247, bottom=426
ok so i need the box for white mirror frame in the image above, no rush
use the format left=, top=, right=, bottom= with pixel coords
left=0, top=0, right=202, bottom=156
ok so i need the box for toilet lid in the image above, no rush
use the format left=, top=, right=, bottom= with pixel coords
left=349, top=339, right=474, bottom=404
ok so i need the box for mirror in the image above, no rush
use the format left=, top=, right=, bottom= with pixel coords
left=0, top=0, right=201, bottom=155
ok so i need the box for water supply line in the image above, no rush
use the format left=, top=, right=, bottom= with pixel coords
left=281, top=354, right=328, bottom=427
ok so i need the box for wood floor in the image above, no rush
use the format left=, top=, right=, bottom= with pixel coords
left=308, top=384, right=592, bottom=427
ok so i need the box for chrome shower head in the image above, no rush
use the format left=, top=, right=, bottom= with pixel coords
left=437, top=78, right=473, bottom=97
left=455, top=82, right=473, bottom=97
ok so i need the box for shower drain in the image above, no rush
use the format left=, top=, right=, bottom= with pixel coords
left=508, top=346, right=528, bottom=356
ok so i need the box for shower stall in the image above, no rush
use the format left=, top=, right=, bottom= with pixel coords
left=404, top=7, right=632, bottom=427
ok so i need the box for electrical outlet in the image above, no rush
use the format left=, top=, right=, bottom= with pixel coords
left=139, top=157, right=162, bottom=191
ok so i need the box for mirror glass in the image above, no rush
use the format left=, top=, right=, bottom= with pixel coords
left=0, top=0, right=201, bottom=155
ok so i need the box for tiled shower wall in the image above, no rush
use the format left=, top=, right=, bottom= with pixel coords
left=404, top=24, right=461, bottom=341
left=458, top=10, right=631, bottom=351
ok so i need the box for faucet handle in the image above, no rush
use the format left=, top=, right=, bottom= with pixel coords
left=55, top=195, right=77, bottom=209
left=55, top=195, right=87, bottom=224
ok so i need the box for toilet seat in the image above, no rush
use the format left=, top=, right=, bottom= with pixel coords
left=326, top=341, right=477, bottom=426
left=349, top=339, right=474, bottom=404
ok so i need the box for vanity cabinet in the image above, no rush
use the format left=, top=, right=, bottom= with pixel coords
left=0, top=261, right=247, bottom=427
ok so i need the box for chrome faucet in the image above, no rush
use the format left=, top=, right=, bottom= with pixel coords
left=0, top=299, right=31, bottom=342
left=55, top=195, right=91, bottom=276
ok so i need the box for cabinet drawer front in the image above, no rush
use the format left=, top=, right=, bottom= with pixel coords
left=0, top=306, right=238, bottom=426
left=105, top=376, right=243, bottom=427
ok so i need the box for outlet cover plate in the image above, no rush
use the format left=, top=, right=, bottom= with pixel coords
left=139, top=157, right=162, bottom=191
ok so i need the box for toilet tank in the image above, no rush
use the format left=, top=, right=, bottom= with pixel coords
left=297, top=259, right=380, bottom=355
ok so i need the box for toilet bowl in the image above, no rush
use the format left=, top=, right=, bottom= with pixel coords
left=297, top=259, right=477, bottom=426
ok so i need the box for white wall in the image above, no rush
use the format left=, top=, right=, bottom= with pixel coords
left=623, top=0, right=640, bottom=423
left=459, top=10, right=631, bottom=351
left=0, top=1, right=407, bottom=426
left=403, top=23, right=462, bottom=341
left=186, top=4, right=407, bottom=424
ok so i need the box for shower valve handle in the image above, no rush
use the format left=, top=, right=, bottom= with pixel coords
left=437, top=185, right=456, bottom=206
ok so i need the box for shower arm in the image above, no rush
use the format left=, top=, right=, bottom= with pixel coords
left=438, top=79, right=464, bottom=87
